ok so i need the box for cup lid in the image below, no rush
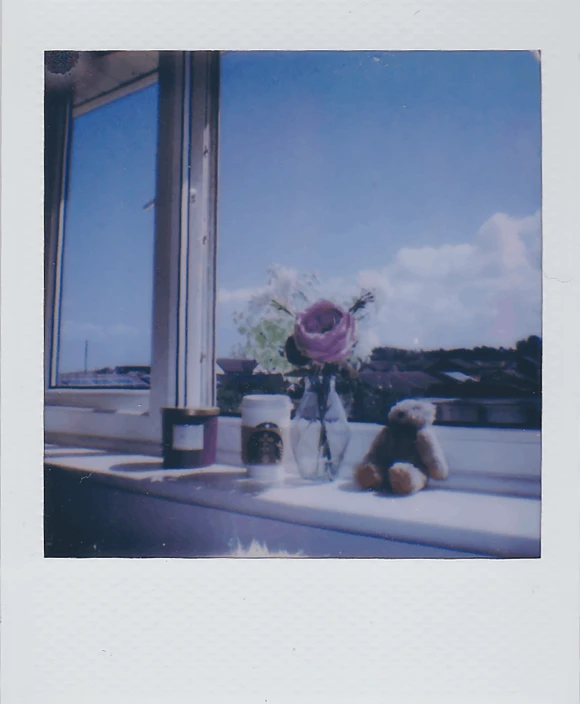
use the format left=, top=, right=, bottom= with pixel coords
left=241, top=394, right=292, bottom=408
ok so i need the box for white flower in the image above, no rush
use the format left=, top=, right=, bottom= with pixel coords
left=352, top=324, right=380, bottom=362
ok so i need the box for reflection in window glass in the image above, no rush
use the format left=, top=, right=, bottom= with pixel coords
left=56, top=82, right=159, bottom=388
left=217, top=51, right=542, bottom=426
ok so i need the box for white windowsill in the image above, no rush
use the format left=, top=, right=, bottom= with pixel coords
left=45, top=388, right=149, bottom=413
left=45, top=421, right=541, bottom=558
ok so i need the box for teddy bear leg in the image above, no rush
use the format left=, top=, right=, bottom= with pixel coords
left=388, top=462, right=428, bottom=495
left=354, top=463, right=383, bottom=490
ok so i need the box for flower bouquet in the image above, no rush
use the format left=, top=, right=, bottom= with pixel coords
left=275, top=292, right=375, bottom=481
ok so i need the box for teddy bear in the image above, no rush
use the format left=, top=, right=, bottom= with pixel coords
left=354, top=399, right=449, bottom=495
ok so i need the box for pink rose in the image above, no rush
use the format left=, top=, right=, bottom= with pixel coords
left=293, top=300, right=356, bottom=364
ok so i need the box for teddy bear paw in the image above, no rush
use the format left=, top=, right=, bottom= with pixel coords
left=388, top=462, right=428, bottom=495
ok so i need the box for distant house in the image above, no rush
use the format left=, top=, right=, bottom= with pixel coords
left=427, top=396, right=540, bottom=428
left=59, top=369, right=149, bottom=388
left=448, top=358, right=482, bottom=372
left=216, top=358, right=288, bottom=414
left=517, top=355, right=541, bottom=379
left=440, top=371, right=479, bottom=383
left=425, top=357, right=481, bottom=375
left=358, top=370, right=440, bottom=397
left=364, top=359, right=392, bottom=372
left=217, top=358, right=258, bottom=375
left=115, top=365, right=151, bottom=376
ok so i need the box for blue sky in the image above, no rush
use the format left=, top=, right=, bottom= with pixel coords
left=58, top=83, right=158, bottom=374
left=217, top=50, right=541, bottom=357
left=57, top=51, right=541, bottom=373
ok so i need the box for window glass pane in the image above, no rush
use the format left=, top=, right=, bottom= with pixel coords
left=217, top=51, right=542, bottom=427
left=55, top=81, right=159, bottom=388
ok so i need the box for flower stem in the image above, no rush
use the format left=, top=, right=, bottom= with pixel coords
left=316, top=370, right=332, bottom=478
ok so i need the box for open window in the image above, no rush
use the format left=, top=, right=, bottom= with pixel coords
left=44, top=51, right=219, bottom=453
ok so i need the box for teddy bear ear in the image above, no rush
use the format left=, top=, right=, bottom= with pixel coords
left=387, top=401, right=405, bottom=421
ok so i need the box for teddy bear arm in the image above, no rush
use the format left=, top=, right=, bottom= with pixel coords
left=415, top=428, right=449, bottom=480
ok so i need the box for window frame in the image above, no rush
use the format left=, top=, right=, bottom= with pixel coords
left=44, top=51, right=220, bottom=452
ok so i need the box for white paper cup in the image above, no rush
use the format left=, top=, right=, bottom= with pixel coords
left=241, top=394, right=292, bottom=482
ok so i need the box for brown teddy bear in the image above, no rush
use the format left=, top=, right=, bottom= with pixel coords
left=354, top=399, right=449, bottom=495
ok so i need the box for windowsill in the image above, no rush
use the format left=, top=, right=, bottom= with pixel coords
left=44, top=421, right=541, bottom=558
left=45, top=388, right=149, bottom=412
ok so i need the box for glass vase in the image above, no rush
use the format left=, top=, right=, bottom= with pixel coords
left=291, top=374, right=351, bottom=481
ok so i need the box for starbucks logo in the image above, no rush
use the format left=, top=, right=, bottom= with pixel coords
left=247, top=422, right=283, bottom=465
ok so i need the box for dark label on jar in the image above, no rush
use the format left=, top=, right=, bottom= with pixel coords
left=242, top=422, right=284, bottom=465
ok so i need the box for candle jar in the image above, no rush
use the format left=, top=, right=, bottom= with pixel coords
left=162, top=407, right=219, bottom=469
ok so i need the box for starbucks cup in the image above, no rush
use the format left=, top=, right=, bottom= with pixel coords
left=241, top=394, right=292, bottom=483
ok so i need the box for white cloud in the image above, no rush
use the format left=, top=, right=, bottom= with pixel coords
left=218, top=210, right=541, bottom=355
left=218, top=286, right=261, bottom=305
left=356, top=269, right=390, bottom=310
left=218, top=266, right=311, bottom=310
left=476, top=211, right=539, bottom=271
left=359, top=210, right=541, bottom=349
left=353, top=325, right=381, bottom=360
left=394, top=243, right=478, bottom=279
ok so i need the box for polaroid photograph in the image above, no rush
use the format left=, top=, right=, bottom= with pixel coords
left=2, top=1, right=579, bottom=703
left=44, top=49, right=542, bottom=559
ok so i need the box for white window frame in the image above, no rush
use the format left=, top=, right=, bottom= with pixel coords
left=44, top=51, right=220, bottom=454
